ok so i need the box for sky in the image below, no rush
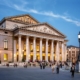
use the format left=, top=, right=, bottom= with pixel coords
left=0, top=0, right=80, bottom=47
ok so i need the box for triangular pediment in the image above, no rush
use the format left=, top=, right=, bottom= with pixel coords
left=21, top=23, right=66, bottom=37
left=5, top=14, right=39, bottom=24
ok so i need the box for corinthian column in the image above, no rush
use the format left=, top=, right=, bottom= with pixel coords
left=33, top=37, right=36, bottom=61
left=46, top=39, right=48, bottom=62
left=56, top=41, right=59, bottom=62
left=62, top=42, right=64, bottom=61
left=64, top=44, right=67, bottom=61
left=18, top=35, right=22, bottom=62
left=51, top=40, right=54, bottom=61
left=26, top=36, right=29, bottom=62
left=40, top=38, right=42, bottom=61
left=14, top=40, right=16, bottom=62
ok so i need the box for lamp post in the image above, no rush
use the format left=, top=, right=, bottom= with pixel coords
left=78, top=32, right=80, bottom=61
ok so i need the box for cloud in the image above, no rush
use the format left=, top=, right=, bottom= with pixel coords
left=13, top=4, right=80, bottom=26
left=1, top=0, right=80, bottom=27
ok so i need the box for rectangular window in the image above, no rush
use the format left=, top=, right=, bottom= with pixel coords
left=4, top=53, right=8, bottom=61
left=72, top=51, right=75, bottom=53
left=4, top=40, right=8, bottom=50
left=72, top=53, right=75, bottom=57
left=69, top=52, right=71, bottom=57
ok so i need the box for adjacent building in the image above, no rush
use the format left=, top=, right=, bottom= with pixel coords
left=67, top=45, right=79, bottom=63
left=0, top=14, right=67, bottom=62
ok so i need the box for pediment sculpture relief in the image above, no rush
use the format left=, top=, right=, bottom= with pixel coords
left=27, top=26, right=59, bottom=36
left=9, top=16, right=38, bottom=24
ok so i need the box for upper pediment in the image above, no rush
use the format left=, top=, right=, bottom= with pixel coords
left=0, top=14, right=39, bottom=25
left=21, top=23, right=66, bottom=37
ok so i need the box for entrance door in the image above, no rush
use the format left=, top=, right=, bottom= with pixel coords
left=54, top=56, right=55, bottom=61
left=17, top=55, right=18, bottom=62
left=60, top=56, right=62, bottom=61
left=30, top=55, right=33, bottom=62
left=24, top=55, right=26, bottom=61
left=22, top=54, right=26, bottom=62
left=36, top=56, right=38, bottom=61
left=42, top=56, right=45, bottom=61
left=48, top=56, right=50, bottom=62
left=36, top=55, right=40, bottom=61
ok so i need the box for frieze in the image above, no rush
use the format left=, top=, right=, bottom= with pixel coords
left=15, top=30, right=64, bottom=41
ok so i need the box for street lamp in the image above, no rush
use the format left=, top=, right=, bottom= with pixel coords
left=78, top=31, right=80, bottom=61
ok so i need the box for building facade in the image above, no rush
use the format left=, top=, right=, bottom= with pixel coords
left=0, top=14, right=67, bottom=62
left=67, top=45, right=79, bottom=63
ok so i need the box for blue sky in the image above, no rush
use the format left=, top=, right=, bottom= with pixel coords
left=0, top=0, right=80, bottom=46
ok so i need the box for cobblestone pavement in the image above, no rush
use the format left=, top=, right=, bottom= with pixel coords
left=0, top=66, right=80, bottom=80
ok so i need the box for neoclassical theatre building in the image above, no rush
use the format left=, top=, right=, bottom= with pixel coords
left=0, top=14, right=67, bottom=62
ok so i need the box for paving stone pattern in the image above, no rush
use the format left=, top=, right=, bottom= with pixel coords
left=0, top=67, right=80, bottom=80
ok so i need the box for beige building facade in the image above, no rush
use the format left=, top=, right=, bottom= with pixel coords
left=0, top=14, right=67, bottom=62
left=67, top=45, right=79, bottom=63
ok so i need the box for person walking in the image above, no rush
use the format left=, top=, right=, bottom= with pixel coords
left=40, top=62, right=42, bottom=69
left=70, top=65, right=75, bottom=77
left=51, top=64, right=55, bottom=73
left=42, top=62, right=45, bottom=69
left=56, top=64, right=59, bottom=74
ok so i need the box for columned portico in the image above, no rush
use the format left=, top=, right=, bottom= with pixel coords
left=13, top=36, right=66, bottom=62
left=12, top=23, right=67, bottom=62
left=13, top=36, right=67, bottom=62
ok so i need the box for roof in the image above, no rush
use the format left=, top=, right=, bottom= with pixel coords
left=67, top=45, right=79, bottom=48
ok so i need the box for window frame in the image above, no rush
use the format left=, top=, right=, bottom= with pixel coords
left=4, top=39, right=8, bottom=50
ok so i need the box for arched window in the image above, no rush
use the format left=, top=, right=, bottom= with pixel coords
left=4, top=39, right=8, bottom=50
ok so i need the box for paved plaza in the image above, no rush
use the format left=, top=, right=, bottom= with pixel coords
left=0, top=66, right=80, bottom=80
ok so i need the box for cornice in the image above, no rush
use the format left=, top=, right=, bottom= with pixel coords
left=0, top=27, right=13, bottom=32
